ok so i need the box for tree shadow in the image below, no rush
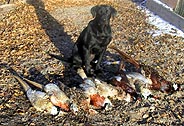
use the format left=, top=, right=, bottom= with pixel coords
left=28, top=0, right=74, bottom=58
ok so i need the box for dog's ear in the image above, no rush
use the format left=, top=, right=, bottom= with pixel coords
left=91, top=5, right=99, bottom=18
left=110, top=7, right=117, bottom=18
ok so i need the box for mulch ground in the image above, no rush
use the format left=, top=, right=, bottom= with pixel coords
left=0, top=0, right=184, bottom=125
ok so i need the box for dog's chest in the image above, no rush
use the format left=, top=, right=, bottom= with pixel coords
left=91, top=46, right=101, bottom=54
left=96, top=36, right=109, bottom=43
left=91, top=40, right=107, bottom=54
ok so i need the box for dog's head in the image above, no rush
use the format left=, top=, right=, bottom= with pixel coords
left=91, top=5, right=117, bottom=26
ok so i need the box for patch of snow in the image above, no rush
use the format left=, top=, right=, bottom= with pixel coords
left=136, top=0, right=184, bottom=38
left=146, top=10, right=184, bottom=37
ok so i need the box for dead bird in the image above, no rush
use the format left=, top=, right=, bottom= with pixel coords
left=22, top=78, right=71, bottom=112
left=77, top=68, right=112, bottom=109
left=109, top=46, right=181, bottom=94
left=94, top=78, right=132, bottom=102
left=79, top=80, right=110, bottom=109
left=2, top=65, right=59, bottom=115
left=77, top=68, right=132, bottom=109
left=141, top=65, right=180, bottom=94
left=126, top=72, right=152, bottom=85
left=109, top=70, right=139, bottom=101
left=4, top=65, right=76, bottom=113
left=12, top=74, right=60, bottom=115
left=125, top=72, right=155, bottom=99
left=104, top=60, right=155, bottom=100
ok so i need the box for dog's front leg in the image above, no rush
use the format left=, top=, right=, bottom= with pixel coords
left=83, top=46, right=92, bottom=75
left=95, top=48, right=106, bottom=71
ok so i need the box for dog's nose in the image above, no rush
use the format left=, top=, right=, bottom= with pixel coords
left=101, top=18, right=108, bottom=24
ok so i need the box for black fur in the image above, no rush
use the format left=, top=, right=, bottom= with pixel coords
left=71, top=5, right=117, bottom=76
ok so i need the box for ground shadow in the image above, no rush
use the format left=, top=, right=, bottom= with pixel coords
left=27, top=0, right=82, bottom=87
left=28, top=0, right=73, bottom=58
left=28, top=67, right=50, bottom=85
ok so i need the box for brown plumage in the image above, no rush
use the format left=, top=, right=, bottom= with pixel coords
left=90, top=94, right=106, bottom=108
left=109, top=46, right=140, bottom=69
left=109, top=71, right=138, bottom=99
left=147, top=67, right=177, bottom=94
left=5, top=65, right=71, bottom=112
left=79, top=80, right=112, bottom=109
left=23, top=77, right=71, bottom=112
left=110, top=46, right=180, bottom=94
left=78, top=68, right=112, bottom=109
left=3, top=65, right=59, bottom=115
left=12, top=75, right=59, bottom=115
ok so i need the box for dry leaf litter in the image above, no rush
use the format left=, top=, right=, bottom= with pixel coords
left=0, top=0, right=184, bottom=125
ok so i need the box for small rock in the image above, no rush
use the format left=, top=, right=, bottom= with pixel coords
left=142, top=113, right=149, bottom=119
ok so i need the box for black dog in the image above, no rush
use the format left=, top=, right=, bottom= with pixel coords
left=71, top=5, right=117, bottom=76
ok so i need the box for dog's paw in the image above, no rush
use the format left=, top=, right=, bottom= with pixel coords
left=85, top=68, right=94, bottom=77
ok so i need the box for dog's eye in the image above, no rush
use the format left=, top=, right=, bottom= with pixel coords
left=106, top=9, right=109, bottom=13
left=99, top=10, right=103, bottom=14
